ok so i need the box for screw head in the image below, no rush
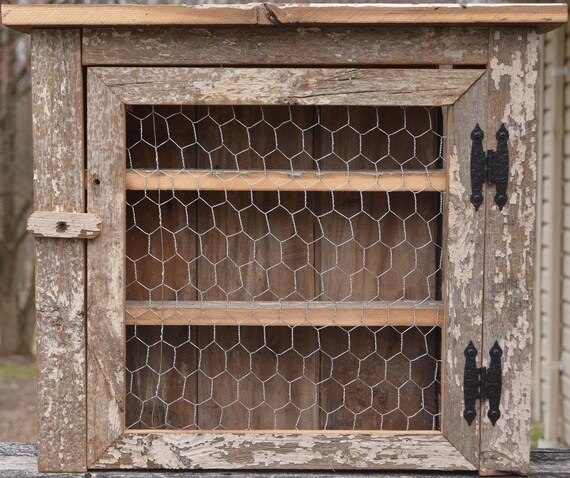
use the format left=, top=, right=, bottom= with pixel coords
left=56, top=221, right=68, bottom=232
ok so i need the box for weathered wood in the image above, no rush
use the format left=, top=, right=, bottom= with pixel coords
left=82, top=26, right=489, bottom=66
left=2, top=3, right=567, bottom=33
left=266, top=4, right=567, bottom=33
left=92, top=67, right=484, bottom=107
left=31, top=28, right=86, bottom=473
left=442, top=74, right=488, bottom=468
left=125, top=170, right=447, bottom=193
left=93, top=432, right=475, bottom=470
left=27, top=211, right=101, bottom=239
left=479, top=28, right=540, bottom=476
left=3, top=443, right=570, bottom=477
left=125, top=301, right=443, bottom=327
left=86, top=70, right=125, bottom=466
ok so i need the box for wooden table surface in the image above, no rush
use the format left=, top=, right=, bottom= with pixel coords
left=1, top=443, right=569, bottom=477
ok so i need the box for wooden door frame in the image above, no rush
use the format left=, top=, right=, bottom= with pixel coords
left=86, top=66, right=483, bottom=470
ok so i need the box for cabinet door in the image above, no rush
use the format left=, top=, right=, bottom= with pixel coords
left=86, top=66, right=484, bottom=470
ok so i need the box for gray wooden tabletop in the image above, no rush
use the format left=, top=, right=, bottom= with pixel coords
left=1, top=443, right=569, bottom=478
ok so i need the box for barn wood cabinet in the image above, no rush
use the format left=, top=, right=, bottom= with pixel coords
left=2, top=3, right=567, bottom=475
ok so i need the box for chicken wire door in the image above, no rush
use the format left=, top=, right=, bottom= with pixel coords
left=86, top=67, right=486, bottom=470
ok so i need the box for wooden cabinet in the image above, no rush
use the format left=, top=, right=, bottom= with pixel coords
left=2, top=3, right=567, bottom=475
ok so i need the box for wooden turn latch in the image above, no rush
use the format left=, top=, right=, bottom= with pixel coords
left=27, top=211, right=102, bottom=239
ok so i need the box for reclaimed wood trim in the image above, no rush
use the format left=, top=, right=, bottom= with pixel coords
left=31, top=29, right=87, bottom=473
left=2, top=4, right=567, bottom=33
left=92, top=432, right=476, bottom=470
left=86, top=70, right=126, bottom=466
left=125, top=169, right=447, bottom=193
left=5, top=443, right=570, bottom=477
left=82, top=26, right=489, bottom=66
left=266, top=3, right=567, bottom=33
left=125, top=300, right=444, bottom=327
left=479, top=28, right=540, bottom=476
left=93, top=67, right=484, bottom=107
left=27, top=211, right=101, bottom=239
left=442, top=73, right=487, bottom=468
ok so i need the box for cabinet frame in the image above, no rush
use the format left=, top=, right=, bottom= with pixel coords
left=4, top=3, right=555, bottom=472
left=86, top=65, right=482, bottom=471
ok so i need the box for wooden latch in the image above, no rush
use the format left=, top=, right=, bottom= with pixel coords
left=27, top=211, right=101, bottom=239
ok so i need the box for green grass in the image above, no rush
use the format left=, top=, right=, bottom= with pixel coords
left=531, top=422, right=544, bottom=449
left=0, top=364, right=36, bottom=383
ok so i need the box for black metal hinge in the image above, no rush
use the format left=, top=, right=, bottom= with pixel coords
left=470, top=124, right=510, bottom=211
left=463, top=340, right=503, bottom=426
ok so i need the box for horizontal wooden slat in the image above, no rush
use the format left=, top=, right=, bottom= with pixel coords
left=125, top=169, right=447, bottom=193
left=125, top=300, right=443, bottom=327
left=82, top=26, right=489, bottom=66
left=94, top=67, right=484, bottom=106
left=93, top=432, right=475, bottom=470
left=2, top=4, right=566, bottom=33
left=27, top=211, right=101, bottom=239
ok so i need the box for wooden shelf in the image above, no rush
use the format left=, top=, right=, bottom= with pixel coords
left=125, top=300, right=444, bottom=327
left=2, top=4, right=567, bottom=33
left=125, top=169, right=447, bottom=193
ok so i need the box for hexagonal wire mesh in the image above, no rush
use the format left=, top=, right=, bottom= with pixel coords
left=124, top=105, right=444, bottom=431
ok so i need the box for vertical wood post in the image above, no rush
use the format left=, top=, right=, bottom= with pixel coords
left=31, top=29, right=86, bottom=472
left=480, top=27, right=540, bottom=475
left=443, top=73, right=488, bottom=469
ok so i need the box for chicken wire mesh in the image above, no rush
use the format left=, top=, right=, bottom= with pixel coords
left=124, top=104, right=445, bottom=431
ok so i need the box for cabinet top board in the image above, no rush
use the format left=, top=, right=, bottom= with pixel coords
left=1, top=3, right=567, bottom=33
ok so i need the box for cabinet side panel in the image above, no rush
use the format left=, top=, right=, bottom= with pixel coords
left=31, top=28, right=86, bottom=472
left=86, top=71, right=126, bottom=465
left=480, top=28, right=540, bottom=476
left=443, top=74, right=487, bottom=468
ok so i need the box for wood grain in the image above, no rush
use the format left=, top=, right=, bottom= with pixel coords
left=2, top=4, right=566, bottom=33
left=82, top=26, right=489, bottom=66
left=27, top=211, right=101, bottom=239
left=125, top=300, right=443, bottom=327
left=125, top=169, right=447, bottom=193
left=93, top=67, right=484, bottom=107
left=442, top=73, right=488, bottom=469
left=479, top=28, right=540, bottom=476
left=31, top=29, right=86, bottom=472
left=86, top=70, right=125, bottom=466
left=93, top=431, right=475, bottom=470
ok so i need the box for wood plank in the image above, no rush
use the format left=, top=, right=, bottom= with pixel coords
left=479, top=28, right=540, bottom=476
left=27, top=211, right=101, bottom=239
left=267, top=4, right=567, bottom=33
left=125, top=301, right=443, bottom=327
left=2, top=4, right=567, bottom=33
left=442, top=73, right=487, bottom=470
left=125, top=169, right=447, bottom=193
left=93, top=67, right=484, bottom=107
left=82, top=26, right=489, bottom=66
left=6, top=443, right=570, bottom=477
left=31, top=28, right=86, bottom=473
left=86, top=70, right=125, bottom=465
left=92, top=432, right=475, bottom=470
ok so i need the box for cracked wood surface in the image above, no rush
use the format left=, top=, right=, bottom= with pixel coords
left=27, top=212, right=101, bottom=239
left=82, top=26, right=489, bottom=66
left=443, top=74, right=488, bottom=468
left=93, top=432, right=474, bottom=470
left=86, top=71, right=126, bottom=467
left=2, top=3, right=567, bottom=33
left=91, top=67, right=484, bottom=107
left=2, top=443, right=570, bottom=477
left=31, top=29, right=87, bottom=473
left=479, top=28, right=540, bottom=476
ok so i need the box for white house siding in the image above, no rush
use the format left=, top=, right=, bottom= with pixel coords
left=538, top=14, right=569, bottom=447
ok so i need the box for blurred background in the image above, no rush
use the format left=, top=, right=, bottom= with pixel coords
left=1, top=0, right=568, bottom=447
